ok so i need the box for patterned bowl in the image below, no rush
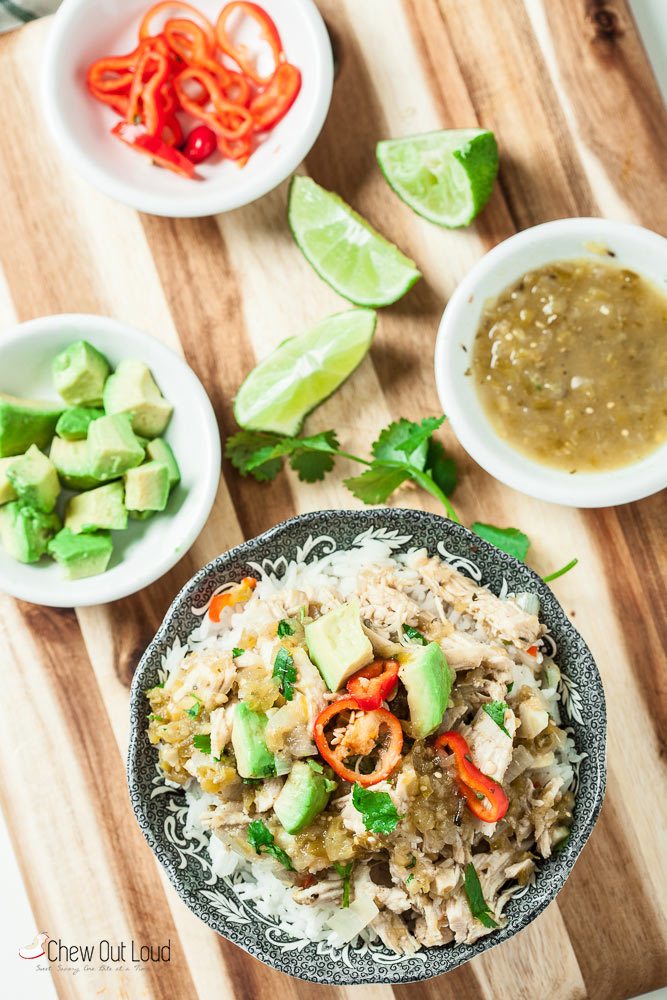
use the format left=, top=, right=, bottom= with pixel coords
left=127, top=508, right=606, bottom=985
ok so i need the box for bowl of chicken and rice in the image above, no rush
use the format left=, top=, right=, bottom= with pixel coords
left=128, top=508, right=606, bottom=984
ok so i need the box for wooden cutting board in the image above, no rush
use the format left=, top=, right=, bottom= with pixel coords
left=0, top=2, right=665, bottom=999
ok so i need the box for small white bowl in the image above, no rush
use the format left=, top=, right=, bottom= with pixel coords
left=0, top=314, right=220, bottom=607
left=435, top=218, right=667, bottom=508
left=41, top=0, right=333, bottom=218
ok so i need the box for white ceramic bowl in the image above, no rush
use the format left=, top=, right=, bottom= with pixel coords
left=435, top=218, right=667, bottom=508
left=0, top=314, right=220, bottom=607
left=41, top=0, right=333, bottom=217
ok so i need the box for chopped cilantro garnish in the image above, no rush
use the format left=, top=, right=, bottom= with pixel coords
left=193, top=734, right=211, bottom=753
left=406, top=855, right=416, bottom=869
left=403, top=624, right=427, bottom=645
left=352, top=783, right=401, bottom=835
left=507, top=682, right=514, bottom=693
left=272, top=647, right=296, bottom=701
left=148, top=713, right=165, bottom=723
left=406, top=874, right=414, bottom=885
left=482, top=700, right=511, bottom=737
left=186, top=694, right=203, bottom=718
left=333, top=862, right=353, bottom=908
left=307, top=759, right=324, bottom=773
left=247, top=820, right=293, bottom=870
left=463, top=862, right=498, bottom=928
left=232, top=647, right=245, bottom=659
left=277, top=619, right=294, bottom=638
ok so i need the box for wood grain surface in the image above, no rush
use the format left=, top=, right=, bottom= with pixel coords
left=1, top=2, right=666, bottom=998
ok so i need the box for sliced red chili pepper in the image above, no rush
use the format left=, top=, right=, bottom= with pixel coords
left=208, top=576, right=257, bottom=623
left=346, top=659, right=399, bottom=711
left=218, top=134, right=253, bottom=165
left=126, top=46, right=170, bottom=135
left=250, top=62, right=301, bottom=131
left=216, top=1, right=284, bottom=85
left=111, top=121, right=199, bottom=178
left=527, top=645, right=538, bottom=657
left=174, top=66, right=254, bottom=140
left=139, top=0, right=216, bottom=48
left=313, top=697, right=403, bottom=787
left=434, top=731, right=509, bottom=824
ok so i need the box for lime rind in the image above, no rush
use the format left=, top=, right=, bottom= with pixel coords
left=376, top=129, right=499, bottom=228
left=234, top=308, right=377, bottom=436
left=288, top=176, right=421, bottom=308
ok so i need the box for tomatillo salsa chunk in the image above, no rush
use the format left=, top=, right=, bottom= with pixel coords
left=313, top=697, right=403, bottom=786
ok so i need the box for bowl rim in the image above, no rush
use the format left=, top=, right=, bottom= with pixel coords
left=434, top=217, right=667, bottom=508
left=0, top=312, right=221, bottom=607
left=40, top=0, right=334, bottom=218
left=127, top=506, right=607, bottom=984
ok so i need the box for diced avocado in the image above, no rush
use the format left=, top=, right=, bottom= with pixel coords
left=0, top=501, right=61, bottom=563
left=55, top=406, right=104, bottom=441
left=52, top=340, right=110, bottom=406
left=103, top=360, right=173, bottom=438
left=65, top=481, right=128, bottom=534
left=49, top=437, right=101, bottom=490
left=0, top=391, right=63, bottom=458
left=231, top=702, right=275, bottom=779
left=128, top=508, right=155, bottom=521
left=87, top=414, right=145, bottom=481
left=273, top=761, right=334, bottom=834
left=47, top=527, right=113, bottom=579
left=0, top=457, right=18, bottom=504
left=398, top=642, right=454, bottom=738
left=305, top=600, right=374, bottom=691
left=124, top=460, right=170, bottom=512
left=146, top=438, right=180, bottom=488
left=6, top=444, right=60, bottom=513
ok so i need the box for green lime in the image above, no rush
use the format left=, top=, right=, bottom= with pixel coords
left=234, top=309, right=377, bottom=436
left=376, top=129, right=499, bottom=228
left=287, top=176, right=421, bottom=307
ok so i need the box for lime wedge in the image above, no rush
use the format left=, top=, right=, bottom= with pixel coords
left=376, top=129, right=499, bottom=228
left=288, top=176, right=421, bottom=307
left=234, top=309, right=377, bottom=436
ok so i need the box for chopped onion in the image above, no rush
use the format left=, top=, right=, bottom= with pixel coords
left=326, top=895, right=379, bottom=943
left=514, top=592, right=540, bottom=616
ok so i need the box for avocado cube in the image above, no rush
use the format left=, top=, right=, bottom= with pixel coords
left=103, top=360, right=173, bottom=438
left=7, top=445, right=60, bottom=513
left=0, top=457, right=18, bottom=504
left=0, top=501, right=61, bottom=563
left=145, top=438, right=180, bottom=488
left=0, top=391, right=63, bottom=458
left=124, top=460, right=170, bottom=512
left=398, top=642, right=454, bottom=738
left=50, top=437, right=101, bottom=491
left=65, top=481, right=128, bottom=534
left=48, top=527, right=113, bottom=579
left=52, top=340, right=110, bottom=407
left=55, top=406, right=104, bottom=441
left=305, top=601, right=374, bottom=691
left=86, top=414, right=145, bottom=481
left=231, top=703, right=275, bottom=779
left=128, top=508, right=155, bottom=521
left=273, top=761, right=334, bottom=834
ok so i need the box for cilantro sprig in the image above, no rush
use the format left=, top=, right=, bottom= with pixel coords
left=247, top=820, right=293, bottom=870
left=403, top=624, right=427, bottom=645
left=277, top=619, right=294, bottom=638
left=482, top=700, right=511, bottom=737
left=333, top=862, right=353, bottom=908
left=272, top=647, right=296, bottom=701
left=226, top=416, right=577, bottom=581
left=463, top=862, right=498, bottom=929
left=352, top=783, right=401, bottom=834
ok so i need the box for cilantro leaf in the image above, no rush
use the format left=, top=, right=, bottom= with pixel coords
left=273, top=647, right=296, bottom=700
left=543, top=558, right=578, bottom=583
left=344, top=464, right=410, bottom=505
left=352, top=783, right=401, bottom=834
left=425, top=439, right=457, bottom=496
left=471, top=522, right=530, bottom=561
left=394, top=416, right=446, bottom=460
left=148, top=712, right=165, bottom=723
left=333, top=862, right=353, bottom=908
left=407, top=855, right=416, bottom=869
left=372, top=419, right=429, bottom=469
left=463, top=862, right=498, bottom=928
left=289, top=449, right=335, bottom=482
left=186, top=694, right=203, bottom=718
left=247, top=820, right=293, bottom=870
left=406, top=873, right=414, bottom=884
left=277, top=619, right=294, bottom=638
left=225, top=430, right=283, bottom=482
left=482, top=700, right=511, bottom=737
left=232, top=647, right=245, bottom=658
left=306, top=758, right=323, bottom=773
left=192, top=733, right=212, bottom=753
left=403, top=624, right=427, bottom=645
